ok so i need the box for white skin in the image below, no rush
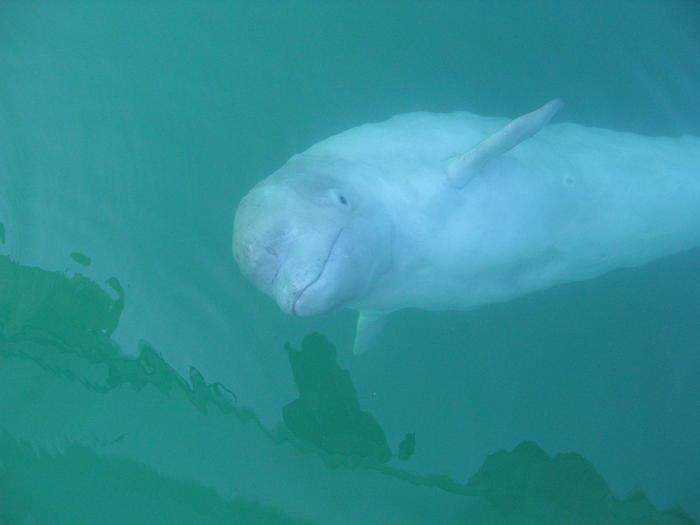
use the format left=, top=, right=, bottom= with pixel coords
left=233, top=101, right=700, bottom=353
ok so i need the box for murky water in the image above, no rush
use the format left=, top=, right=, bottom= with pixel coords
left=1, top=2, right=699, bottom=523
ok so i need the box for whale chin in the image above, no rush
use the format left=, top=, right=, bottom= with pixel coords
left=274, top=287, right=338, bottom=317
left=292, top=293, right=338, bottom=317
left=272, top=269, right=346, bottom=317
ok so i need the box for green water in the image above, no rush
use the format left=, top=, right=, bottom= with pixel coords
left=1, top=1, right=699, bottom=523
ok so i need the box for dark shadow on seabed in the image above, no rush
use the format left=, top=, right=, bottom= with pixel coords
left=0, top=224, right=694, bottom=525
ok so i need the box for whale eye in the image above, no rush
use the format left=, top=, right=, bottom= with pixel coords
left=328, top=188, right=351, bottom=210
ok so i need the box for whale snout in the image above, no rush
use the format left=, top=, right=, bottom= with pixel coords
left=234, top=232, right=341, bottom=317
left=232, top=235, right=280, bottom=294
left=232, top=189, right=340, bottom=315
left=233, top=208, right=348, bottom=317
left=232, top=194, right=286, bottom=295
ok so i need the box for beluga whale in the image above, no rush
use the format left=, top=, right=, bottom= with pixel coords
left=233, top=100, right=700, bottom=354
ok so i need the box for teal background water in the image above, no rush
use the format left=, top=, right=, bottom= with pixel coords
left=1, top=1, right=699, bottom=523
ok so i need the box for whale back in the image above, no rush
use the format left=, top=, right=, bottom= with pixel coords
left=303, top=109, right=700, bottom=316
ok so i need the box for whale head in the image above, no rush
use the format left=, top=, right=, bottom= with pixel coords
left=233, top=155, right=394, bottom=316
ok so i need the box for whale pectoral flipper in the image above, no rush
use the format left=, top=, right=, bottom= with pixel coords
left=353, top=311, right=388, bottom=355
left=447, top=98, right=564, bottom=188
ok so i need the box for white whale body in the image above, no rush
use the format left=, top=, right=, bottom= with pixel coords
left=233, top=101, right=700, bottom=353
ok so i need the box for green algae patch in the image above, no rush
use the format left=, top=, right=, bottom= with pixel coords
left=465, top=441, right=695, bottom=525
left=69, top=251, right=92, bottom=266
left=398, top=432, right=416, bottom=461
left=0, top=432, right=316, bottom=525
left=282, top=332, right=391, bottom=464
left=0, top=255, right=124, bottom=344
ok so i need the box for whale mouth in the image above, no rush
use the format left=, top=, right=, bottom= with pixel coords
left=291, top=227, right=344, bottom=316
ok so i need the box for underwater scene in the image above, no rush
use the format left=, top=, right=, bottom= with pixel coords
left=1, top=1, right=699, bottom=524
